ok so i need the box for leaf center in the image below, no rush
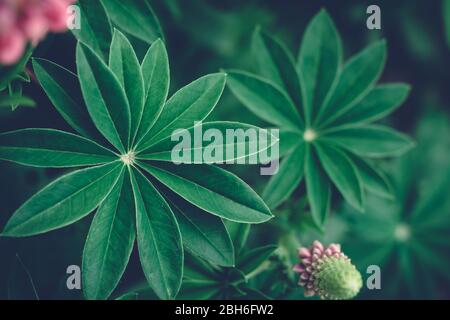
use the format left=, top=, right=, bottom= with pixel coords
left=394, top=223, right=411, bottom=242
left=303, top=129, right=317, bottom=142
left=120, top=151, right=136, bottom=166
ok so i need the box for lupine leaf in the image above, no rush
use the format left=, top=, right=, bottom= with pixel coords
left=83, top=171, right=135, bottom=300
left=330, top=84, right=411, bottom=128
left=2, top=162, right=123, bottom=237
left=0, top=129, right=116, bottom=167
left=138, top=73, right=226, bottom=150
left=317, top=40, right=387, bottom=126
left=32, top=58, right=100, bottom=140
left=72, top=0, right=112, bottom=61
left=226, top=70, right=302, bottom=130
left=101, top=0, right=164, bottom=44
left=130, top=168, right=183, bottom=300
left=109, top=29, right=145, bottom=143
left=305, top=145, right=331, bottom=227
left=76, top=43, right=131, bottom=153
left=298, top=9, right=342, bottom=123
left=135, top=39, right=170, bottom=144
left=237, top=245, right=278, bottom=276
left=0, top=95, right=35, bottom=109
left=252, top=28, right=303, bottom=109
left=177, top=280, right=221, bottom=300
left=138, top=162, right=273, bottom=224
left=262, top=143, right=305, bottom=209
left=224, top=221, right=251, bottom=257
left=166, top=193, right=235, bottom=267
left=315, top=144, right=364, bottom=211
left=139, top=122, right=276, bottom=163
left=323, top=125, right=415, bottom=158
left=0, top=45, right=32, bottom=88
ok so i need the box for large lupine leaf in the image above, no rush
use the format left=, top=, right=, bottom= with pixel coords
left=297, top=9, right=342, bottom=123
left=135, top=39, right=170, bottom=144
left=32, top=58, right=100, bottom=140
left=2, top=162, right=123, bottom=237
left=252, top=28, right=303, bottom=109
left=315, top=144, right=364, bottom=211
left=226, top=71, right=302, bottom=130
left=130, top=168, right=183, bottom=300
left=109, top=29, right=145, bottom=143
left=76, top=43, right=131, bottom=153
left=317, top=40, right=387, bottom=126
left=138, top=162, right=273, bottom=224
left=262, top=143, right=305, bottom=209
left=137, top=73, right=226, bottom=151
left=101, top=0, right=164, bottom=44
left=139, top=122, right=276, bottom=163
left=165, top=193, right=235, bottom=267
left=83, top=171, right=135, bottom=300
left=0, top=129, right=116, bottom=167
left=323, top=125, right=415, bottom=158
left=72, top=0, right=112, bottom=61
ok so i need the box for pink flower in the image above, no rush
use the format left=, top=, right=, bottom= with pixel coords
left=0, top=0, right=76, bottom=65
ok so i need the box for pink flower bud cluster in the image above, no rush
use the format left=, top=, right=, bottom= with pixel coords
left=0, top=0, right=76, bottom=65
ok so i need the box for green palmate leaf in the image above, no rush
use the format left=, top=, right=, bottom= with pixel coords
left=76, top=43, right=131, bottom=153
left=224, top=221, right=250, bottom=257
left=32, top=58, right=100, bottom=140
left=348, top=155, right=393, bottom=199
left=317, top=40, right=387, bottom=126
left=0, top=45, right=32, bottom=88
left=226, top=71, right=302, bottom=130
left=0, top=95, right=35, bottom=109
left=330, top=84, right=411, bottom=128
left=315, top=144, right=364, bottom=211
left=83, top=171, right=135, bottom=300
left=305, top=145, right=331, bottom=227
left=139, top=162, right=273, bottom=224
left=184, top=254, right=220, bottom=281
left=130, top=168, right=183, bottom=300
left=72, top=0, right=112, bottom=61
left=139, top=122, right=275, bottom=163
left=262, top=143, right=305, bottom=209
left=278, top=130, right=302, bottom=157
left=0, top=129, right=116, bottom=167
left=252, top=28, right=303, bottom=109
left=101, top=0, right=164, bottom=44
left=109, top=29, right=145, bottom=143
left=298, top=9, right=342, bottom=123
left=137, top=73, right=226, bottom=150
left=166, top=193, right=235, bottom=267
left=135, top=39, right=170, bottom=144
left=2, top=162, right=123, bottom=237
left=324, top=125, right=415, bottom=158
left=237, top=245, right=278, bottom=276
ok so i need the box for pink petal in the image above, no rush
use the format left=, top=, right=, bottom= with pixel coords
left=298, top=248, right=311, bottom=258
left=0, top=28, right=26, bottom=65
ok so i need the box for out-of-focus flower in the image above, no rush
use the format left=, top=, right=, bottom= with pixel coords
left=293, top=241, right=362, bottom=300
left=0, top=0, right=76, bottom=65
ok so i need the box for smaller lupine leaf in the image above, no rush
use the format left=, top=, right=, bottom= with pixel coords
left=252, top=28, right=303, bottom=109
left=323, top=125, right=415, bottom=158
left=315, top=144, right=365, bottom=212
left=348, top=154, right=394, bottom=199
left=32, top=58, right=100, bottom=140
left=138, top=73, right=226, bottom=151
left=184, top=254, right=220, bottom=281
left=226, top=70, right=303, bottom=130
left=83, top=171, right=135, bottom=300
left=317, top=40, right=387, bottom=126
left=138, top=162, right=273, bottom=224
left=0, top=95, right=35, bottom=109
left=0, top=129, right=116, bottom=167
left=139, top=122, right=276, bottom=163
left=177, top=280, right=222, bottom=300
left=2, top=162, right=123, bottom=237
left=76, top=43, right=131, bottom=153
left=237, top=245, right=278, bottom=276
left=135, top=39, right=170, bottom=144
left=224, top=221, right=251, bottom=257
left=101, top=0, right=164, bottom=44
left=0, top=45, right=32, bottom=88
left=109, top=29, right=144, bottom=144
left=262, top=143, right=305, bottom=209
left=130, top=168, right=183, bottom=300
left=305, top=145, right=331, bottom=227
left=298, top=9, right=342, bottom=123
left=72, top=0, right=112, bottom=61
left=330, top=84, right=411, bottom=128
